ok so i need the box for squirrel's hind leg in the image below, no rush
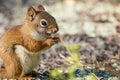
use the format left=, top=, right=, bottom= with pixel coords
left=0, top=54, right=23, bottom=78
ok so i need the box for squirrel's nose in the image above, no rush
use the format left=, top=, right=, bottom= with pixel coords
left=52, top=27, right=58, bottom=33
left=46, top=27, right=58, bottom=34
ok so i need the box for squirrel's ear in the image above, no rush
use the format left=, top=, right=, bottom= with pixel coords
left=27, top=6, right=36, bottom=21
left=35, top=4, right=45, bottom=11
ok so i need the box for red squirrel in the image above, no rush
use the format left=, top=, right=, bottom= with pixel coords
left=0, top=4, right=60, bottom=79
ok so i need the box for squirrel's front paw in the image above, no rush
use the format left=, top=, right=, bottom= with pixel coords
left=47, top=37, right=60, bottom=46
left=52, top=37, right=61, bottom=43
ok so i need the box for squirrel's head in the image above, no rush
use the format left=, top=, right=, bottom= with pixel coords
left=25, top=5, right=59, bottom=41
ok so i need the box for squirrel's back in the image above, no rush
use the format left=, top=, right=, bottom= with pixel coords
left=0, top=25, right=23, bottom=47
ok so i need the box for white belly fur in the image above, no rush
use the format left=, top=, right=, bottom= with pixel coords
left=15, top=45, right=41, bottom=75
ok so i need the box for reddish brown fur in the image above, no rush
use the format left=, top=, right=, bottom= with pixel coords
left=0, top=5, right=60, bottom=79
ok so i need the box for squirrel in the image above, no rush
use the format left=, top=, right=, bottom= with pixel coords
left=0, top=4, right=60, bottom=79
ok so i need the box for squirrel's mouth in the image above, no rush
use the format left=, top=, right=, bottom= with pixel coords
left=45, top=32, right=59, bottom=39
left=45, top=32, right=51, bottom=37
left=37, top=30, right=56, bottom=39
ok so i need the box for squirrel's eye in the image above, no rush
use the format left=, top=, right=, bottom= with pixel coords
left=40, top=19, right=47, bottom=27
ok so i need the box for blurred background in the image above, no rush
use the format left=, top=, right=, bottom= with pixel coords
left=0, top=0, right=120, bottom=36
left=0, top=0, right=120, bottom=79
